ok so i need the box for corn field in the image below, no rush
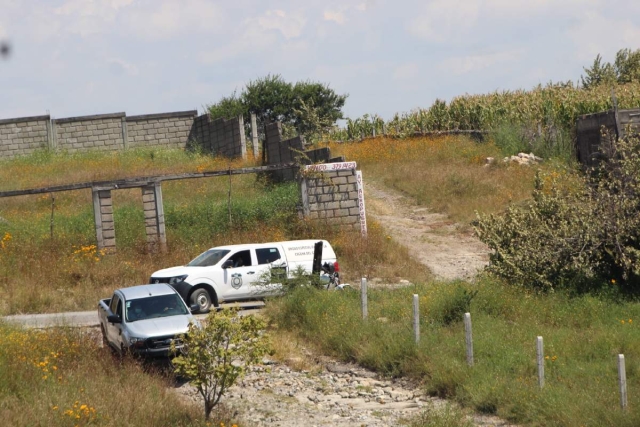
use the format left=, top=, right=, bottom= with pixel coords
left=325, top=82, right=640, bottom=141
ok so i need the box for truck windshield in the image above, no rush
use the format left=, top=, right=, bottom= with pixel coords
left=126, top=294, right=189, bottom=322
left=187, top=249, right=230, bottom=267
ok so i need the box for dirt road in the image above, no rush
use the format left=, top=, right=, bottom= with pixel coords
left=365, top=181, right=489, bottom=281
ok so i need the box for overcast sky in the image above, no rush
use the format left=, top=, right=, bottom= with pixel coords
left=0, top=0, right=639, bottom=121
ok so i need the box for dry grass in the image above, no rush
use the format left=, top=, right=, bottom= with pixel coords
left=0, top=147, right=258, bottom=191
left=0, top=322, right=233, bottom=426
left=327, top=135, right=562, bottom=223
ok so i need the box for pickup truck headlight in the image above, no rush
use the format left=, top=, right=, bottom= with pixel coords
left=169, top=275, right=188, bottom=285
left=129, top=337, right=147, bottom=349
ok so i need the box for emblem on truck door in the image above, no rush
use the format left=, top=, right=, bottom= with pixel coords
left=231, top=273, right=243, bottom=289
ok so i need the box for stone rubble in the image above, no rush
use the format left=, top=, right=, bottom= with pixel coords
left=501, top=152, right=543, bottom=166
left=175, top=359, right=515, bottom=427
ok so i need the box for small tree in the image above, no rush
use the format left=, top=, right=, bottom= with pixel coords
left=171, top=310, right=270, bottom=420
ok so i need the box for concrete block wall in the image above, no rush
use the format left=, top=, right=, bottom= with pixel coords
left=190, top=113, right=247, bottom=158
left=0, top=110, right=198, bottom=159
left=53, top=113, right=125, bottom=153
left=0, top=115, right=50, bottom=158
left=302, top=169, right=360, bottom=229
left=264, top=122, right=304, bottom=182
left=576, top=108, right=640, bottom=167
left=127, top=111, right=196, bottom=149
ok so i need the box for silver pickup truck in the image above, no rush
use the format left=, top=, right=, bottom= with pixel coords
left=98, top=283, right=199, bottom=357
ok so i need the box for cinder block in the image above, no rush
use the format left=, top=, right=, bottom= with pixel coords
left=347, top=176, right=357, bottom=184
left=145, top=218, right=157, bottom=227
left=102, top=229, right=116, bottom=239
left=339, top=184, right=357, bottom=193
left=143, top=201, right=155, bottom=210
left=324, top=186, right=336, bottom=194
left=331, top=177, right=347, bottom=185
left=100, top=206, right=113, bottom=214
left=340, top=200, right=357, bottom=209
left=349, top=207, right=360, bottom=216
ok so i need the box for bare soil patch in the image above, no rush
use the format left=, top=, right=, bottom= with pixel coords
left=365, top=181, right=489, bottom=281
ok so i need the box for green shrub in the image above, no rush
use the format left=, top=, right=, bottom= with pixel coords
left=474, top=134, right=640, bottom=293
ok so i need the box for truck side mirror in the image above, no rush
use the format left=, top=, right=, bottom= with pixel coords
left=222, top=260, right=234, bottom=269
left=107, top=314, right=122, bottom=324
left=190, top=304, right=200, bottom=313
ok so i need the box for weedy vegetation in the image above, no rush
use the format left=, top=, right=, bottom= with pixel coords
left=0, top=321, right=231, bottom=426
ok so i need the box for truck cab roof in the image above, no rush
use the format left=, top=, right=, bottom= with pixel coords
left=117, top=284, right=177, bottom=301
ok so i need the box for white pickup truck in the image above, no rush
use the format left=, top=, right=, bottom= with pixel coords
left=98, top=283, right=199, bottom=357
left=150, top=239, right=339, bottom=313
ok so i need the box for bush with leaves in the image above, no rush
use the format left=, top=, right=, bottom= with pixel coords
left=207, top=74, right=347, bottom=143
left=171, top=310, right=270, bottom=420
left=474, top=134, right=640, bottom=293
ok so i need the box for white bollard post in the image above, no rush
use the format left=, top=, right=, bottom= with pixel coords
left=464, top=312, right=474, bottom=366
left=361, top=278, right=368, bottom=320
left=619, top=354, right=628, bottom=410
left=536, top=336, right=545, bottom=388
left=413, top=294, right=420, bottom=344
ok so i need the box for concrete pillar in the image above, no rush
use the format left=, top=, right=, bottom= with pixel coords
left=251, top=113, right=259, bottom=159
left=238, top=115, right=247, bottom=160
left=92, top=188, right=116, bottom=252
left=142, top=183, right=167, bottom=253
left=121, top=117, right=128, bottom=150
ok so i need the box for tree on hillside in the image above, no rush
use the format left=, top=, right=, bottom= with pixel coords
left=208, top=74, right=347, bottom=142
left=581, top=48, right=640, bottom=89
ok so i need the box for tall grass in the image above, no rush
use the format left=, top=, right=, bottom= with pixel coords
left=266, top=277, right=640, bottom=426
left=0, top=322, right=233, bottom=426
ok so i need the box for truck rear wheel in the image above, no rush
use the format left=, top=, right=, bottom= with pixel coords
left=190, top=288, right=212, bottom=313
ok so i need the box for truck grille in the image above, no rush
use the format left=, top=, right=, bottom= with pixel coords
left=147, top=335, right=184, bottom=349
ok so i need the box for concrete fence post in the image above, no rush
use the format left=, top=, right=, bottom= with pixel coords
left=413, top=294, right=420, bottom=343
left=619, top=354, right=628, bottom=410
left=361, top=278, right=368, bottom=320
left=464, top=312, right=474, bottom=366
left=537, top=336, right=545, bottom=388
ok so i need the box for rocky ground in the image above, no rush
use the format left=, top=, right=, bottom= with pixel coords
left=176, top=357, right=513, bottom=427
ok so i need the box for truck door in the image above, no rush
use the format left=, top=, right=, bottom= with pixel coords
left=254, top=246, right=285, bottom=296
left=220, top=249, right=256, bottom=300
left=106, top=295, right=123, bottom=349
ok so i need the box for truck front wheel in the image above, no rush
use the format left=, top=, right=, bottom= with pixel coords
left=190, top=288, right=212, bottom=313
